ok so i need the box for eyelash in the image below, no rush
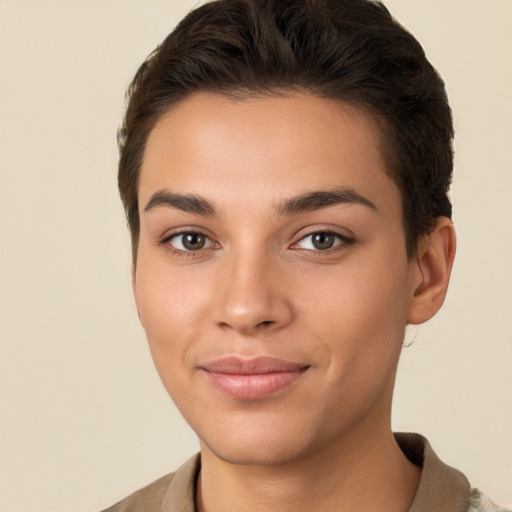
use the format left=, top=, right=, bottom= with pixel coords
left=160, top=230, right=217, bottom=258
left=160, top=229, right=354, bottom=258
left=291, top=230, right=354, bottom=255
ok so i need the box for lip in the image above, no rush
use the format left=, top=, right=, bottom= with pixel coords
left=199, top=356, right=310, bottom=400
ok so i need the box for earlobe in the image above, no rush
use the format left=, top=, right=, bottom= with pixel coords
left=407, top=217, right=456, bottom=325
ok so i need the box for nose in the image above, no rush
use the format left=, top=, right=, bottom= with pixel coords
left=212, top=250, right=294, bottom=335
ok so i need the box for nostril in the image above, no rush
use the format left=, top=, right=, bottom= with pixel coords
left=257, top=320, right=274, bottom=328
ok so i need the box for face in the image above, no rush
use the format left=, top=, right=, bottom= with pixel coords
left=134, top=92, right=421, bottom=466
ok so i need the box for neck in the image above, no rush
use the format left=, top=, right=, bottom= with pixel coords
left=197, top=426, right=420, bottom=512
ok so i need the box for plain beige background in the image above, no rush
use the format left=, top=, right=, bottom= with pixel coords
left=0, top=1, right=511, bottom=510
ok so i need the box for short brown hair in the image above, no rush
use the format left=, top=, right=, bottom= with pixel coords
left=118, top=0, right=453, bottom=260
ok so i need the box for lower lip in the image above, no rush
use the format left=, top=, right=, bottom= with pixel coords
left=203, top=369, right=308, bottom=400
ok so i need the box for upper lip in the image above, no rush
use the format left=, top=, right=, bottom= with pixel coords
left=200, top=356, right=309, bottom=374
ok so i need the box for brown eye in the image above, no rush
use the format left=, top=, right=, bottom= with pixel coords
left=311, top=232, right=335, bottom=250
left=294, top=231, right=351, bottom=252
left=182, top=233, right=206, bottom=250
left=170, top=232, right=212, bottom=251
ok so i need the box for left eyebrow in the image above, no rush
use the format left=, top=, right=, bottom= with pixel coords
left=277, top=187, right=378, bottom=216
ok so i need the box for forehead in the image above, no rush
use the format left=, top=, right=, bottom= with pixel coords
left=139, top=92, right=401, bottom=218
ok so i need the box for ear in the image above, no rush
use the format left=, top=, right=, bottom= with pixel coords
left=407, top=217, right=456, bottom=325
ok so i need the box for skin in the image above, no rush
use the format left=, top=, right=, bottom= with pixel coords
left=134, top=92, right=456, bottom=512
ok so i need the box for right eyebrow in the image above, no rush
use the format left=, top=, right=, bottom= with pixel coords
left=143, top=189, right=216, bottom=216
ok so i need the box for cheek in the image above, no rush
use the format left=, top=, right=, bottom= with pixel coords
left=311, top=274, right=409, bottom=419
left=298, top=253, right=411, bottom=367
left=136, top=252, right=207, bottom=321
left=133, top=266, right=209, bottom=408
left=133, top=260, right=213, bottom=367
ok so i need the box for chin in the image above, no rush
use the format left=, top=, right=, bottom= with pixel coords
left=204, top=438, right=308, bottom=467
left=196, top=412, right=324, bottom=467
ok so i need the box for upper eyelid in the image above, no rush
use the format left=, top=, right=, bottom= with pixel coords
left=161, top=227, right=214, bottom=242
left=293, top=228, right=352, bottom=242
left=300, top=229, right=345, bottom=238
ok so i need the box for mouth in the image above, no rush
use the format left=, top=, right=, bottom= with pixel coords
left=199, top=356, right=310, bottom=400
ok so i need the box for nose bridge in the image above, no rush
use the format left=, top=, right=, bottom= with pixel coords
left=214, top=244, right=292, bottom=334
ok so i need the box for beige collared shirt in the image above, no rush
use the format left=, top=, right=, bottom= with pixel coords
left=102, top=433, right=508, bottom=512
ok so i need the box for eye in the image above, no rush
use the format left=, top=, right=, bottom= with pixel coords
left=294, top=231, right=349, bottom=251
left=168, top=232, right=213, bottom=251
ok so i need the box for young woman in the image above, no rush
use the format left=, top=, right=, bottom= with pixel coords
left=103, top=1, right=507, bottom=510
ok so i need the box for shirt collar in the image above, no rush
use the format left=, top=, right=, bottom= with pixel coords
left=162, top=453, right=199, bottom=511
left=395, top=432, right=471, bottom=512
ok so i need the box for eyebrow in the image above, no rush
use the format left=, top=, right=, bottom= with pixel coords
left=277, top=187, right=377, bottom=216
left=144, top=189, right=216, bottom=216
left=143, top=186, right=377, bottom=217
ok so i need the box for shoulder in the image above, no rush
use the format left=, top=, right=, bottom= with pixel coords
left=99, top=454, right=200, bottom=512
left=100, top=472, right=176, bottom=512
left=468, top=488, right=512, bottom=512
left=394, top=433, right=510, bottom=512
